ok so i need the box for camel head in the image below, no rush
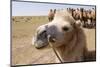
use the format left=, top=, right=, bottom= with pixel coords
left=32, top=10, right=82, bottom=49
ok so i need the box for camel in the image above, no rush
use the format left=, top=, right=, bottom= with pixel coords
left=32, top=10, right=95, bottom=63
left=48, top=9, right=55, bottom=21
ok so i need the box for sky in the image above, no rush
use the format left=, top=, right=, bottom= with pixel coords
left=12, top=1, right=95, bottom=16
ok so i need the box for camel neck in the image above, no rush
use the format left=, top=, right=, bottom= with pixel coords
left=55, top=29, right=85, bottom=62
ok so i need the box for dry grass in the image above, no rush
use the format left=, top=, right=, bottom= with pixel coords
left=12, top=16, right=96, bottom=66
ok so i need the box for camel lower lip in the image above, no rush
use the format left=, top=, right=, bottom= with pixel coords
left=35, top=45, right=47, bottom=49
left=34, top=42, right=48, bottom=49
left=35, top=46, right=43, bottom=49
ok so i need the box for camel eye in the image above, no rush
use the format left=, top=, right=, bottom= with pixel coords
left=62, top=26, right=69, bottom=31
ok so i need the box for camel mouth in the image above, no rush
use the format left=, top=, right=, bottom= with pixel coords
left=34, top=34, right=56, bottom=49
left=35, top=44, right=47, bottom=49
left=33, top=28, right=49, bottom=49
left=34, top=40, right=48, bottom=49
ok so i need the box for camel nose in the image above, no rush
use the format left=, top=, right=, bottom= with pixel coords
left=48, top=35, right=56, bottom=43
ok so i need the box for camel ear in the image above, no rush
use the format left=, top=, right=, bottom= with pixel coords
left=75, top=20, right=82, bottom=28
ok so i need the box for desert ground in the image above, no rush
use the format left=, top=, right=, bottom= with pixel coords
left=12, top=16, right=96, bottom=66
